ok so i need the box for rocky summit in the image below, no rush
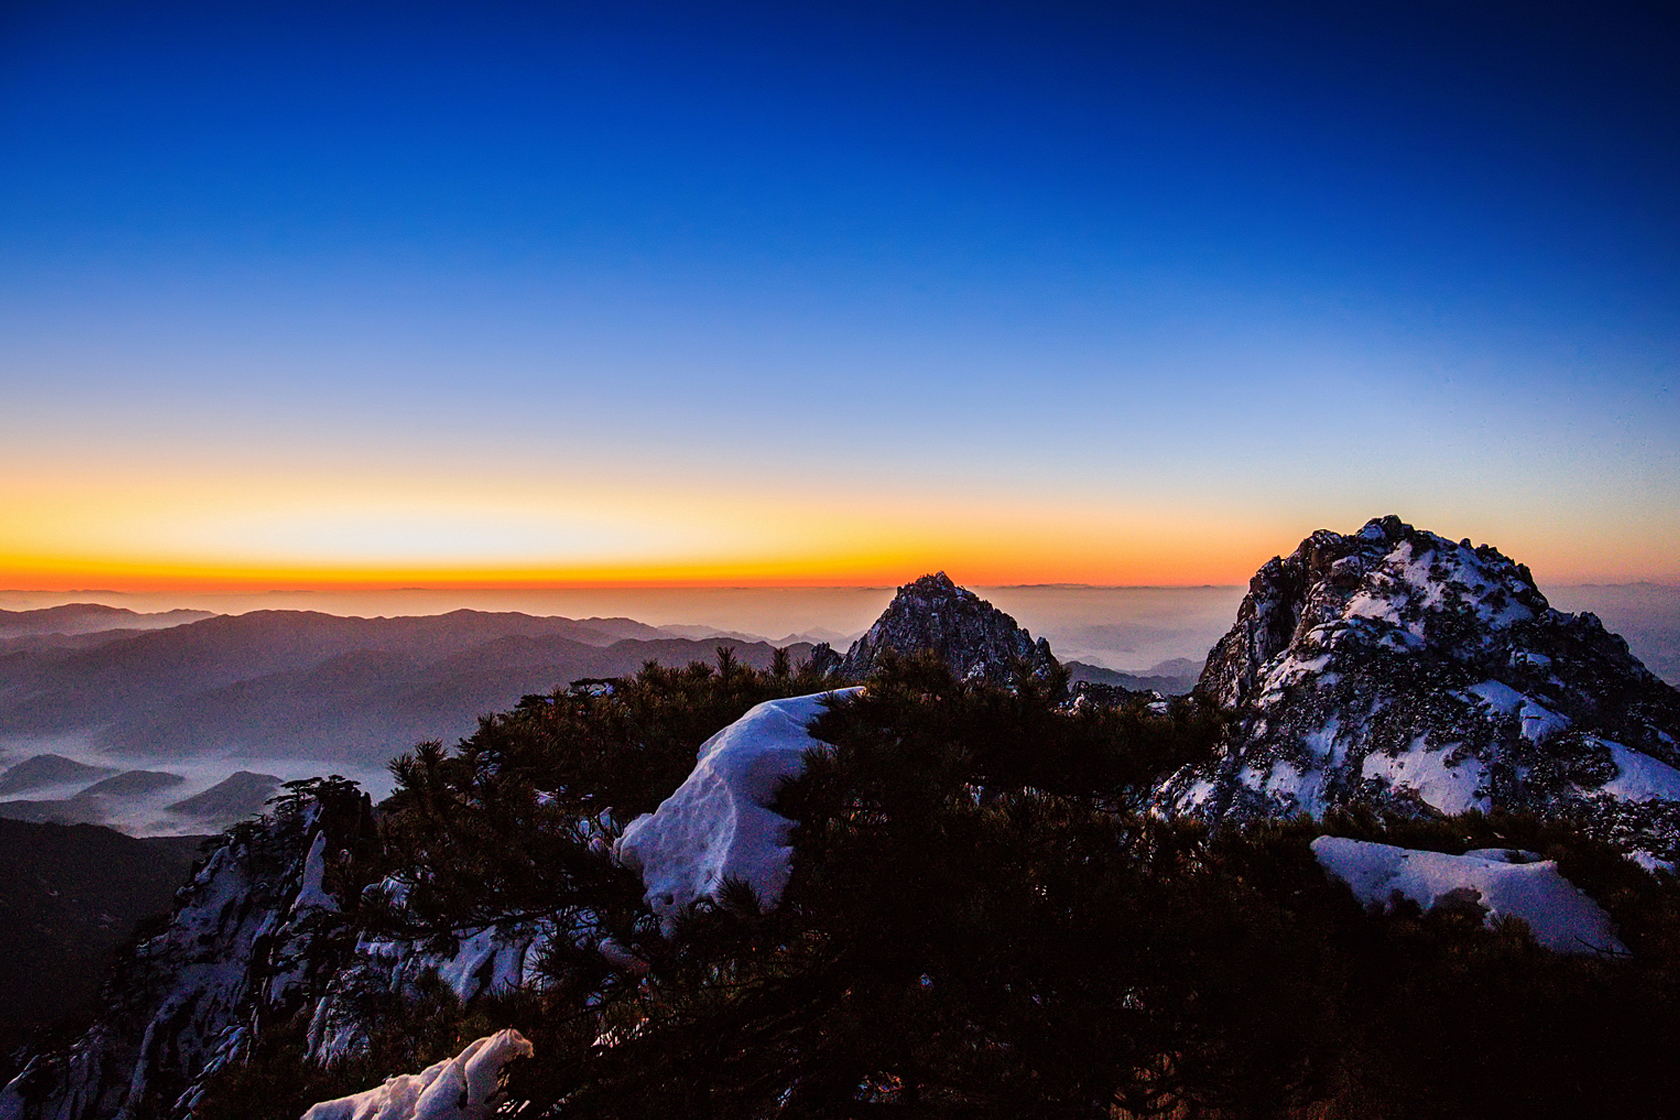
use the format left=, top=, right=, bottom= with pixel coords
left=1157, top=516, right=1680, bottom=862
left=837, top=572, right=1059, bottom=685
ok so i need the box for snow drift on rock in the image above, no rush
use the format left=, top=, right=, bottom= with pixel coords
left=615, top=690, right=859, bottom=927
left=299, top=1029, right=532, bottom=1120
left=1312, top=836, right=1625, bottom=955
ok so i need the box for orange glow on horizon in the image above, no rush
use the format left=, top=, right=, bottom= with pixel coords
left=5, top=478, right=1676, bottom=593
left=7, top=518, right=1676, bottom=593
left=0, top=536, right=1265, bottom=593
left=7, top=547, right=1677, bottom=594
left=0, top=563, right=1246, bottom=594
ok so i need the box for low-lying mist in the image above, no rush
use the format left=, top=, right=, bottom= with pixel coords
left=1, top=581, right=1674, bottom=841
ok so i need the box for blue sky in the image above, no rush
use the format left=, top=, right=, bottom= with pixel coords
left=2, top=0, right=1676, bottom=586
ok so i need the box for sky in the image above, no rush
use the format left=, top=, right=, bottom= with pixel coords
left=2, top=0, right=1677, bottom=592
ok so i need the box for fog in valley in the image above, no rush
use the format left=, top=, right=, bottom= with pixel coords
left=2, top=581, right=1674, bottom=837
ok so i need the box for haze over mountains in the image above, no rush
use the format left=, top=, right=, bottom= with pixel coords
left=1, top=580, right=1675, bottom=838
left=0, top=610, right=833, bottom=829
left=0, top=605, right=216, bottom=641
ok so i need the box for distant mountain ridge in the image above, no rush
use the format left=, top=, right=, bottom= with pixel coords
left=0, top=604, right=215, bottom=639
left=0, top=755, right=118, bottom=796
left=0, top=610, right=815, bottom=778
left=1063, top=658, right=1202, bottom=695
left=0, top=759, right=283, bottom=833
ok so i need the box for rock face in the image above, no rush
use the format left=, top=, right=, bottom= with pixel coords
left=838, top=573, right=1059, bottom=685
left=0, top=775, right=572, bottom=1120
left=0, top=781, right=377, bottom=1120
left=1157, top=516, right=1680, bottom=861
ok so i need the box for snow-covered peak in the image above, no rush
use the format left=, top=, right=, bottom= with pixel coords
left=1201, top=516, right=1551, bottom=711
left=1160, top=518, right=1680, bottom=859
left=1341, top=535, right=1536, bottom=632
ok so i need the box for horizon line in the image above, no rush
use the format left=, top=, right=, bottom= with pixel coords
left=7, top=578, right=1678, bottom=599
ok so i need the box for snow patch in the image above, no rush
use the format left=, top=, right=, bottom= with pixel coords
left=1343, top=590, right=1401, bottom=627
left=434, top=927, right=528, bottom=1003
left=1312, top=837, right=1624, bottom=954
left=1268, top=760, right=1325, bottom=815
left=300, top=1029, right=533, bottom=1120
left=615, top=690, right=859, bottom=928
left=1600, top=741, right=1680, bottom=804
left=1518, top=700, right=1569, bottom=742
left=1343, top=538, right=1534, bottom=637
left=1264, top=759, right=1300, bottom=793
left=1300, top=719, right=1341, bottom=764
left=290, top=831, right=337, bottom=913
left=1361, top=736, right=1488, bottom=815
left=1259, top=652, right=1331, bottom=694
left=1181, top=779, right=1216, bottom=809
left=1631, top=852, right=1675, bottom=875
left=1466, top=680, right=1524, bottom=715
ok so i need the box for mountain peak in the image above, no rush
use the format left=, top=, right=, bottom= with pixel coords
left=1161, top=517, right=1680, bottom=860
left=1199, top=516, right=1555, bottom=711
left=838, top=573, right=1058, bottom=684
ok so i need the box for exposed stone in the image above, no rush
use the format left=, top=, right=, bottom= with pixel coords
left=803, top=641, right=843, bottom=679
left=1157, top=517, right=1680, bottom=861
left=838, top=573, right=1059, bottom=686
left=0, top=782, right=377, bottom=1120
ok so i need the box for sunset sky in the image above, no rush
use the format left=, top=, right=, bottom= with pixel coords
left=3, top=1, right=1676, bottom=591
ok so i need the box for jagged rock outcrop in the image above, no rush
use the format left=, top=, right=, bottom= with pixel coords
left=0, top=781, right=377, bottom=1120
left=803, top=642, right=843, bottom=678
left=1157, top=516, right=1680, bottom=862
left=0, top=775, right=572, bottom=1120
left=838, top=573, right=1059, bottom=685
left=303, top=912, right=557, bottom=1072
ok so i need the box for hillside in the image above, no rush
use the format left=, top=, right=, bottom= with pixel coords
left=7, top=524, right=1680, bottom=1119
left=0, top=605, right=215, bottom=640
left=0, top=821, right=202, bottom=1062
left=0, top=611, right=813, bottom=808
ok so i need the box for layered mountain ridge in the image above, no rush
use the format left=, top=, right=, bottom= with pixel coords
left=0, top=610, right=815, bottom=822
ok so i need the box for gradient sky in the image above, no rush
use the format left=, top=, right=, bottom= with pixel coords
left=3, top=0, right=1676, bottom=589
